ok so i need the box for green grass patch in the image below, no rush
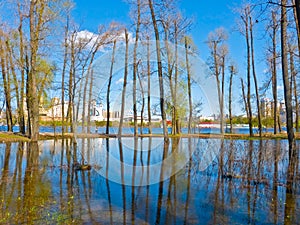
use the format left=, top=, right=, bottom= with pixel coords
left=0, top=133, right=30, bottom=142
left=95, top=121, right=112, bottom=127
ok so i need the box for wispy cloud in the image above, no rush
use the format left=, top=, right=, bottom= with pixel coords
left=70, top=29, right=135, bottom=53
left=277, top=85, right=284, bottom=91
left=116, top=78, right=124, bottom=84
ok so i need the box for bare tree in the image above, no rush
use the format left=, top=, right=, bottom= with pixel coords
left=185, top=36, right=193, bottom=133
left=239, top=4, right=254, bottom=136
left=288, top=43, right=299, bottom=132
left=281, top=0, right=295, bottom=159
left=27, top=0, right=48, bottom=141
left=241, top=78, right=249, bottom=120
left=148, top=0, right=169, bottom=140
left=146, top=36, right=152, bottom=134
left=294, top=0, right=300, bottom=35
left=292, top=0, right=300, bottom=57
left=267, top=10, right=280, bottom=134
left=229, top=64, right=237, bottom=133
left=0, top=33, right=13, bottom=131
left=119, top=29, right=129, bottom=136
left=106, top=40, right=117, bottom=135
left=61, top=9, right=72, bottom=135
left=132, top=0, right=141, bottom=136
left=249, top=14, right=262, bottom=136
left=207, top=27, right=228, bottom=134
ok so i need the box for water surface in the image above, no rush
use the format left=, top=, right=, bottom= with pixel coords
left=0, top=138, right=299, bottom=224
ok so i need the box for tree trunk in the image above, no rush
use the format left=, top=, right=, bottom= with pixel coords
left=229, top=65, right=235, bottom=133
left=271, top=11, right=278, bottom=134
left=174, top=24, right=180, bottom=134
left=133, top=0, right=141, bottom=136
left=148, top=0, right=169, bottom=140
left=147, top=37, right=152, bottom=134
left=250, top=16, right=262, bottom=136
left=0, top=41, right=13, bottom=132
left=185, top=37, right=193, bottom=134
left=17, top=2, right=26, bottom=134
left=288, top=44, right=299, bottom=132
left=293, top=0, right=300, bottom=63
left=220, top=56, right=225, bottom=134
left=25, top=50, right=31, bottom=137
left=138, top=70, right=145, bottom=135
left=281, top=0, right=295, bottom=160
left=6, top=40, right=22, bottom=133
left=163, top=23, right=175, bottom=135
left=87, top=69, right=94, bottom=134
left=118, top=29, right=129, bottom=136
left=294, top=0, right=300, bottom=35
left=67, top=32, right=76, bottom=133
left=212, top=41, right=222, bottom=133
left=28, top=0, right=46, bottom=141
left=241, top=78, right=249, bottom=119
left=81, top=66, right=90, bottom=133
left=61, top=16, right=69, bottom=135
left=106, top=40, right=117, bottom=135
left=245, top=7, right=254, bottom=136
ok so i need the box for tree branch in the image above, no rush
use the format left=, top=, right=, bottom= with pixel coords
left=268, top=1, right=295, bottom=8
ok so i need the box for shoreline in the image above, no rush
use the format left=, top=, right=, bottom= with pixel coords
left=1, top=131, right=299, bottom=143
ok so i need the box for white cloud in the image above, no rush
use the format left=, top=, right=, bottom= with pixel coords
left=70, top=29, right=135, bottom=53
left=277, top=85, right=284, bottom=91
left=113, top=31, right=135, bottom=43
left=71, top=30, right=101, bottom=47
left=116, top=78, right=124, bottom=84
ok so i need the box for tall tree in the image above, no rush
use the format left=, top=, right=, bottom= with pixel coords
left=294, top=0, right=300, bottom=35
left=27, top=0, right=47, bottom=141
left=119, top=29, right=129, bottom=136
left=132, top=0, right=141, bottom=136
left=0, top=33, right=13, bottom=131
left=239, top=4, right=254, bottom=136
left=249, top=14, right=262, bottom=136
left=148, top=0, right=169, bottom=140
left=288, top=43, right=299, bottom=132
left=281, top=0, right=295, bottom=159
left=146, top=36, right=152, bottom=134
left=185, top=36, right=193, bottom=134
left=207, top=27, right=228, bottom=134
left=61, top=9, right=71, bottom=135
left=16, top=1, right=26, bottom=134
left=241, top=78, right=250, bottom=120
left=292, top=0, right=300, bottom=57
left=267, top=10, right=280, bottom=134
left=106, top=40, right=117, bottom=135
left=228, top=64, right=237, bottom=133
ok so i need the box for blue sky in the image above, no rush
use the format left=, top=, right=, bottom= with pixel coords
left=72, top=0, right=276, bottom=116
left=72, top=0, right=244, bottom=56
left=72, top=1, right=241, bottom=51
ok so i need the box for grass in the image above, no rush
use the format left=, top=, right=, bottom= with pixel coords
left=0, top=131, right=299, bottom=143
left=0, top=132, right=30, bottom=142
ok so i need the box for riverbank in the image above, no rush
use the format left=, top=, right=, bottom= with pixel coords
left=1, top=131, right=299, bottom=142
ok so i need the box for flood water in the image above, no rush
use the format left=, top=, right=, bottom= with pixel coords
left=0, top=138, right=299, bottom=224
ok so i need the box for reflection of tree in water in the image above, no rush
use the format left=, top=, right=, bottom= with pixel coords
left=0, top=139, right=299, bottom=224
left=0, top=142, right=54, bottom=223
left=187, top=139, right=299, bottom=224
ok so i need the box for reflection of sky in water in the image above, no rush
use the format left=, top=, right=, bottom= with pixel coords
left=0, top=139, right=299, bottom=224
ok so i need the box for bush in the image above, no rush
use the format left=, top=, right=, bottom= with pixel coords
left=95, top=121, right=112, bottom=127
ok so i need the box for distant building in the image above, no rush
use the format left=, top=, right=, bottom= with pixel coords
left=261, top=98, right=273, bottom=117
left=39, top=97, right=69, bottom=121
left=260, top=98, right=286, bottom=120
left=199, top=115, right=216, bottom=121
